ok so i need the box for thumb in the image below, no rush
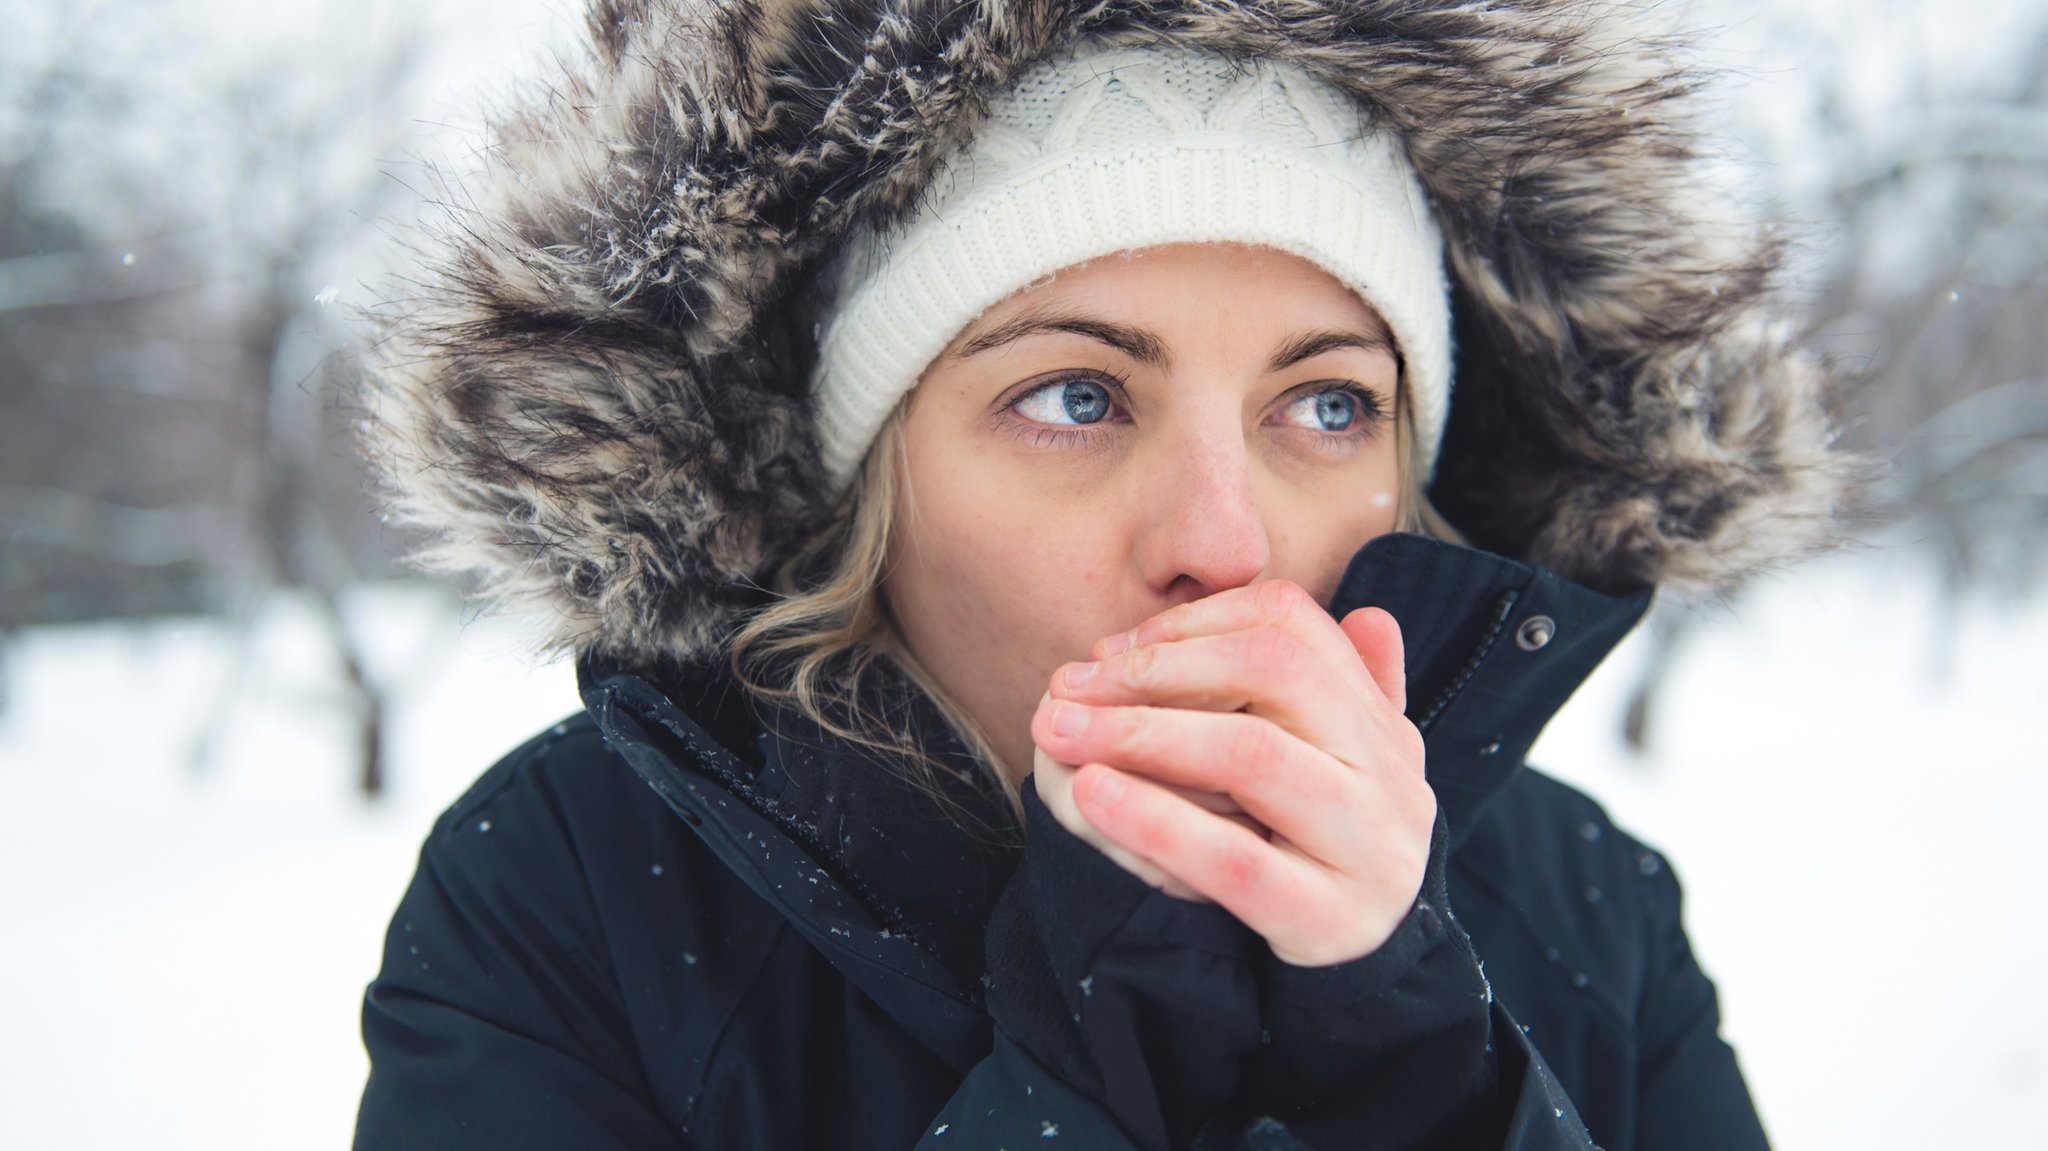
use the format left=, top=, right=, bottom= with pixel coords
left=1339, top=606, right=1407, bottom=714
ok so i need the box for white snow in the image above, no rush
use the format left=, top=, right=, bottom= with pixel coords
left=0, top=586, right=578, bottom=1151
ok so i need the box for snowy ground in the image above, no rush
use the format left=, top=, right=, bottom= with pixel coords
left=0, top=547, right=2042, bottom=1149
left=0, top=590, right=581, bottom=1151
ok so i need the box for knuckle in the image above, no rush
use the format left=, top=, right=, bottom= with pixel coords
left=1111, top=705, right=1152, bottom=755
left=1256, top=577, right=1312, bottom=621
left=1244, top=626, right=1305, bottom=682
left=1144, top=602, right=1195, bottom=648
left=1125, top=787, right=1174, bottom=843
left=1214, top=837, right=1265, bottom=899
left=1120, top=640, right=1161, bottom=688
left=1301, top=753, right=1354, bottom=809
left=1226, top=716, right=1284, bottom=784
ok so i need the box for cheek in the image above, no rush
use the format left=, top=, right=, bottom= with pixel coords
left=904, top=477, right=1105, bottom=635
left=1268, top=446, right=1405, bottom=600
left=888, top=430, right=1122, bottom=675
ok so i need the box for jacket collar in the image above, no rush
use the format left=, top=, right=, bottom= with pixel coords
left=580, top=533, right=1651, bottom=1062
left=582, top=653, right=999, bottom=1070
left=1326, top=534, right=1654, bottom=846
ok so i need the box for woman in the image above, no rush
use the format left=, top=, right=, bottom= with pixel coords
left=352, top=2, right=1860, bottom=1149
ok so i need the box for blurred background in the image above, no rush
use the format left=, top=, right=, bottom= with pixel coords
left=0, top=0, right=2042, bottom=1146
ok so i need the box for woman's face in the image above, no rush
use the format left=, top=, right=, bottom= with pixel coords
left=882, top=241, right=1405, bottom=786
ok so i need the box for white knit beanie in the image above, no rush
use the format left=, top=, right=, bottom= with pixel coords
left=809, top=37, right=1453, bottom=493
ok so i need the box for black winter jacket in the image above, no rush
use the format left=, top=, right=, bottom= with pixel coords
left=353, top=534, right=1771, bottom=1150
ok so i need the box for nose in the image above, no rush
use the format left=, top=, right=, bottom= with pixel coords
left=1136, top=423, right=1271, bottom=607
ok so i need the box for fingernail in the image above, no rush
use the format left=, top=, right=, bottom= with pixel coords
left=1064, top=661, right=1099, bottom=688
left=1051, top=702, right=1089, bottom=738
left=1102, top=629, right=1136, bottom=656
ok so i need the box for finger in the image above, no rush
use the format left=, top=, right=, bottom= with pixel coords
left=1092, top=579, right=1385, bottom=715
left=1149, top=775, right=1271, bottom=838
left=1072, top=762, right=1331, bottom=939
left=1030, top=742, right=1192, bottom=895
left=1338, top=605, right=1407, bottom=714
left=1034, top=698, right=1388, bottom=869
left=1053, top=626, right=1373, bottom=764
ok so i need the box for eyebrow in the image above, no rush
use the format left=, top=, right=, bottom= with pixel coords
left=950, top=306, right=1397, bottom=372
left=1267, top=327, right=1397, bottom=371
left=954, top=309, right=1170, bottom=368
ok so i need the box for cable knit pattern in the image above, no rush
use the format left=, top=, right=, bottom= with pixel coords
left=811, top=37, right=1452, bottom=491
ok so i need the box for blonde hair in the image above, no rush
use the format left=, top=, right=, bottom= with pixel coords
left=728, top=377, right=1462, bottom=833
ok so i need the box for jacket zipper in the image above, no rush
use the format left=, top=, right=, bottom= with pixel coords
left=1414, top=588, right=1521, bottom=735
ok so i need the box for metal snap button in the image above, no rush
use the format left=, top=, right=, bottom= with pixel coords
left=1515, top=614, right=1556, bottom=651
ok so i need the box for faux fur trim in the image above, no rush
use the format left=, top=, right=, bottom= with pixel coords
left=356, top=0, right=1871, bottom=666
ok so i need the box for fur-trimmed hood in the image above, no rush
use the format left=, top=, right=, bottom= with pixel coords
left=358, top=0, right=1865, bottom=667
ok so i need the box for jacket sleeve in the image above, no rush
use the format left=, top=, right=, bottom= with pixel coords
left=353, top=740, right=682, bottom=1151
left=910, top=789, right=1601, bottom=1151
left=1223, top=815, right=1773, bottom=1151
left=1187, top=801, right=1640, bottom=1151
left=912, top=784, right=1270, bottom=1150
left=1218, top=804, right=1496, bottom=1146
left=1180, top=803, right=1527, bottom=1150
left=1629, top=848, right=1772, bottom=1151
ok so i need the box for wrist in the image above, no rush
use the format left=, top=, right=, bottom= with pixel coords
left=1261, top=894, right=1444, bottom=1005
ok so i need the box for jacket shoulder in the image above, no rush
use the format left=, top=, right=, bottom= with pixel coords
left=1447, top=766, right=1678, bottom=1024
left=1441, top=767, right=1690, bottom=1144
left=412, top=713, right=710, bottom=926
left=358, top=714, right=785, bottom=1146
left=406, top=710, right=780, bottom=999
left=428, top=712, right=648, bottom=843
left=1448, top=769, right=1767, bottom=1151
left=1468, top=766, right=1674, bottom=894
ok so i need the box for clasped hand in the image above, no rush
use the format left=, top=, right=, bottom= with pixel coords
left=1030, top=580, right=1434, bottom=968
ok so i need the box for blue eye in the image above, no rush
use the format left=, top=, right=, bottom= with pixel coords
left=1279, top=388, right=1370, bottom=432
left=1014, top=378, right=1114, bottom=425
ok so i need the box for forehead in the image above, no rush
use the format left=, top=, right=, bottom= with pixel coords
left=953, top=242, right=1393, bottom=346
